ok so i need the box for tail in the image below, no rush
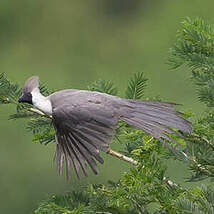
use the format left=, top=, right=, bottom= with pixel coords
left=120, top=99, right=192, bottom=143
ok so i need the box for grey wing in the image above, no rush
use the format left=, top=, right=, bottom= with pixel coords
left=52, top=101, right=119, bottom=179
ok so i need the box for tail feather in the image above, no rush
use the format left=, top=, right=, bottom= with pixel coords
left=120, top=100, right=192, bottom=142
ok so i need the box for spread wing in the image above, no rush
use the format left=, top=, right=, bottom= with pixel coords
left=52, top=100, right=119, bottom=179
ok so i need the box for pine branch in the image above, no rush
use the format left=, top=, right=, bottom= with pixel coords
left=169, top=17, right=214, bottom=181
left=174, top=185, right=214, bottom=213
left=88, top=79, right=118, bottom=95
left=29, top=108, right=52, bottom=119
left=125, top=72, right=148, bottom=99
left=169, top=17, right=214, bottom=70
left=0, top=73, right=22, bottom=105
left=107, top=148, right=179, bottom=188
left=169, top=17, right=214, bottom=108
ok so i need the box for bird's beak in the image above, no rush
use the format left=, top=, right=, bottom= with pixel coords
left=18, top=95, right=24, bottom=103
left=18, top=93, right=32, bottom=104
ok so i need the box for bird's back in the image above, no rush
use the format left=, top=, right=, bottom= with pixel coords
left=48, top=89, right=120, bottom=110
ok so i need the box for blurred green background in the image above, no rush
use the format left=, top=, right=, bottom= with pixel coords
left=0, top=1, right=214, bottom=213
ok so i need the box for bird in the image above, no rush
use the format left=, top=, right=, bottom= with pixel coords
left=18, top=76, right=192, bottom=179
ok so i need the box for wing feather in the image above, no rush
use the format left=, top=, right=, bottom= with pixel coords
left=69, top=131, right=104, bottom=164
left=60, top=133, right=82, bottom=179
left=55, top=141, right=64, bottom=175
left=64, top=134, right=89, bottom=177
left=71, top=128, right=110, bottom=151
left=52, top=102, right=118, bottom=179
left=66, top=132, right=98, bottom=175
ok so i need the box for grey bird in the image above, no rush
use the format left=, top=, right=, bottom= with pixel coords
left=18, top=76, right=192, bottom=178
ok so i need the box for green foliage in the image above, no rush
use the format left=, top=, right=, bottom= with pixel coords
left=88, top=79, right=118, bottom=96
left=169, top=17, right=214, bottom=182
left=35, top=139, right=182, bottom=214
left=168, top=17, right=214, bottom=70
left=183, top=111, right=214, bottom=181
left=174, top=185, right=214, bottom=214
left=169, top=17, right=214, bottom=107
left=0, top=74, right=56, bottom=145
left=125, top=72, right=148, bottom=99
left=0, top=73, right=22, bottom=105
left=34, top=191, right=91, bottom=214
left=27, top=118, right=55, bottom=145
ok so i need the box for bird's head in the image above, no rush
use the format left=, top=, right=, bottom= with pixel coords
left=18, top=76, right=40, bottom=105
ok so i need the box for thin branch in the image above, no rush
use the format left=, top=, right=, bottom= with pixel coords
left=29, top=108, right=52, bottom=119
left=107, top=148, right=138, bottom=166
left=106, top=149, right=179, bottom=188
left=163, top=177, right=180, bottom=188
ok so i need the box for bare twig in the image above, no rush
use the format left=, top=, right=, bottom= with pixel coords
left=163, top=177, right=180, bottom=188
left=107, top=148, right=138, bottom=166
left=29, top=108, right=52, bottom=119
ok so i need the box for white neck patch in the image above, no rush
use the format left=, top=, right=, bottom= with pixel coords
left=31, top=88, right=53, bottom=115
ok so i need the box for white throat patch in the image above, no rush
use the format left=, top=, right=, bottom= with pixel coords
left=31, top=88, right=53, bottom=115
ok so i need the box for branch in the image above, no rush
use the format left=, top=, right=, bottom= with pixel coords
left=29, top=108, right=52, bottom=119
left=107, top=148, right=138, bottom=166
left=106, top=148, right=179, bottom=188
left=163, top=177, right=180, bottom=188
